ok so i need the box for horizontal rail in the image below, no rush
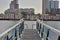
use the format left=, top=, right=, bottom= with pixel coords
left=37, top=19, right=60, bottom=34
left=0, top=19, right=24, bottom=38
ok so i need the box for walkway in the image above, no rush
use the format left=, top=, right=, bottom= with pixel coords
left=20, top=29, right=41, bottom=40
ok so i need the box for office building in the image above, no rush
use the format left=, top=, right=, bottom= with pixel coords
left=42, top=0, right=59, bottom=14
left=13, top=0, right=19, bottom=9
left=48, top=0, right=59, bottom=12
left=5, top=0, right=19, bottom=14
left=20, top=8, right=35, bottom=15
left=10, top=0, right=19, bottom=9
left=42, top=0, right=48, bottom=14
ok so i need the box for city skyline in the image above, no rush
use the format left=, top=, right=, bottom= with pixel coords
left=0, top=0, right=60, bottom=14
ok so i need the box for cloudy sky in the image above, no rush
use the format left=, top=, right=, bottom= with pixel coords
left=0, top=0, right=60, bottom=14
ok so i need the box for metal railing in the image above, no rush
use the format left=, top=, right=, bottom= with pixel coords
left=37, top=19, right=60, bottom=40
left=0, top=19, right=24, bottom=40
left=0, top=19, right=60, bottom=40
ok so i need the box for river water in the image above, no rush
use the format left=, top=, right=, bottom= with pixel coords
left=0, top=20, right=18, bottom=34
left=44, top=21, right=60, bottom=40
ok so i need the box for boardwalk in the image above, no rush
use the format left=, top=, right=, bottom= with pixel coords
left=20, top=29, right=41, bottom=40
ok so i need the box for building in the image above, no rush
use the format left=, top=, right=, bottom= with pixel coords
left=10, top=0, right=19, bottom=9
left=0, top=14, right=4, bottom=19
left=5, top=0, right=19, bottom=14
left=5, top=9, right=15, bottom=14
left=42, top=0, right=59, bottom=14
left=48, top=0, right=59, bottom=13
left=40, top=14, right=60, bottom=20
left=42, top=0, right=48, bottom=14
left=20, top=8, right=35, bottom=15
left=13, top=0, right=19, bottom=9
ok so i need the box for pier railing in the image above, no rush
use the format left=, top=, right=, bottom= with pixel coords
left=0, top=19, right=24, bottom=40
left=0, top=19, right=60, bottom=40
left=37, top=19, right=60, bottom=40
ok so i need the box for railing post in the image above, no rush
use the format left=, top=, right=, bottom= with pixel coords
left=15, top=28, right=17, bottom=40
left=36, top=22, right=39, bottom=32
left=58, top=36, right=60, bottom=40
left=46, top=29, right=52, bottom=40
left=19, top=23, right=22, bottom=38
left=49, top=29, right=52, bottom=40
left=39, top=24, right=42, bottom=37
left=41, top=26, right=44, bottom=38
left=41, top=25, right=46, bottom=40
left=39, top=24, right=41, bottom=34
left=19, top=21, right=24, bottom=38
left=11, top=29, right=15, bottom=40
left=16, top=25, right=20, bottom=39
left=22, top=21, right=24, bottom=31
left=4, top=37, right=6, bottom=40
left=6, top=35, right=9, bottom=40
left=44, top=26, right=46, bottom=40
left=3, top=36, right=7, bottom=40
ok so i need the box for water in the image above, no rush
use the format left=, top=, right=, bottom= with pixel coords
left=0, top=20, right=18, bottom=34
left=44, top=21, right=60, bottom=30
left=44, top=21, right=60, bottom=40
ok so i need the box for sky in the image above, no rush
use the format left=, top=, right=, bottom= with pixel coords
left=0, top=0, right=60, bottom=14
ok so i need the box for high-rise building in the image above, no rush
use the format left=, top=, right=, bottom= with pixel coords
left=10, top=1, right=14, bottom=9
left=42, top=0, right=59, bottom=14
left=42, top=0, right=48, bottom=14
left=48, top=0, right=59, bottom=12
left=14, top=0, right=19, bottom=9
left=5, top=0, right=19, bottom=14
left=10, top=0, right=19, bottom=9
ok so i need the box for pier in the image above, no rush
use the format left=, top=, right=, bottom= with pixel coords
left=0, top=19, right=60, bottom=40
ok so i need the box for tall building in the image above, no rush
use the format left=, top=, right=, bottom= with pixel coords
left=5, top=0, right=19, bottom=14
left=10, top=1, right=14, bottom=9
left=42, top=0, right=48, bottom=14
left=48, top=0, right=59, bottom=12
left=42, top=0, right=59, bottom=14
left=10, top=0, right=19, bottom=9
left=14, top=0, right=19, bottom=9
